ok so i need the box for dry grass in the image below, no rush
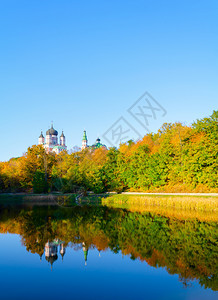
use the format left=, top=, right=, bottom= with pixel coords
left=102, top=195, right=218, bottom=222
left=128, top=183, right=218, bottom=193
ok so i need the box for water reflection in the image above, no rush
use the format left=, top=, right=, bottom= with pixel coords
left=44, top=240, right=66, bottom=268
left=43, top=239, right=90, bottom=268
left=0, top=204, right=217, bottom=291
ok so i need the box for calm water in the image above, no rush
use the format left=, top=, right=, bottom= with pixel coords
left=0, top=203, right=217, bottom=300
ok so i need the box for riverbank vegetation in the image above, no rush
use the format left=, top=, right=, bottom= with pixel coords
left=103, top=194, right=218, bottom=212
left=0, top=111, right=217, bottom=194
left=101, top=194, right=218, bottom=222
left=0, top=193, right=217, bottom=221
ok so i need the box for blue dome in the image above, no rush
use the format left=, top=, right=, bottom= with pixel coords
left=46, top=125, right=58, bottom=136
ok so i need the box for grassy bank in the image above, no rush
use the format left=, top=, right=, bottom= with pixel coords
left=102, top=194, right=218, bottom=211
left=100, top=194, right=218, bottom=222
left=0, top=193, right=217, bottom=221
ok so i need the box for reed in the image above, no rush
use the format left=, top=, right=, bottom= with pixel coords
left=102, top=194, right=218, bottom=221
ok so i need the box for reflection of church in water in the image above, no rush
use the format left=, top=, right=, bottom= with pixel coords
left=43, top=239, right=89, bottom=269
left=44, top=240, right=66, bottom=269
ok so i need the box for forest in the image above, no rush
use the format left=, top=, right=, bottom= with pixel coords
left=0, top=110, right=217, bottom=193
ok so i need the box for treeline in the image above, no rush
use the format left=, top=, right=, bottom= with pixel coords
left=0, top=111, right=217, bottom=193
left=0, top=205, right=217, bottom=290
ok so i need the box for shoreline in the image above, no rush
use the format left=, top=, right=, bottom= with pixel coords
left=121, top=192, right=218, bottom=197
left=0, top=193, right=217, bottom=219
left=0, top=192, right=218, bottom=197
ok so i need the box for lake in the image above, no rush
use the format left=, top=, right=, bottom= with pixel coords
left=0, top=200, right=217, bottom=300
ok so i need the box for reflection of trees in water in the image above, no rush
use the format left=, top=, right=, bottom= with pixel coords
left=0, top=205, right=217, bottom=291
left=179, top=277, right=193, bottom=289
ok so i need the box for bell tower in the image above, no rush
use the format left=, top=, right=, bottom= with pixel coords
left=81, top=130, right=88, bottom=150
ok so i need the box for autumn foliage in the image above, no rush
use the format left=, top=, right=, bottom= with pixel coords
left=0, top=111, right=217, bottom=193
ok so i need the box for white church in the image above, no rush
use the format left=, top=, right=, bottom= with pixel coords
left=38, top=125, right=107, bottom=155
left=38, top=124, right=67, bottom=154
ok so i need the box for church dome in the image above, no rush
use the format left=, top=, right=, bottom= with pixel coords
left=45, top=254, right=58, bottom=269
left=46, top=124, right=58, bottom=136
left=90, top=138, right=107, bottom=150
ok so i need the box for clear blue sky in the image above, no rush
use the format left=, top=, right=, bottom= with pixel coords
left=0, top=0, right=217, bottom=161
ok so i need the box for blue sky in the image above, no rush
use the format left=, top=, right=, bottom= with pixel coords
left=0, top=0, right=217, bottom=161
